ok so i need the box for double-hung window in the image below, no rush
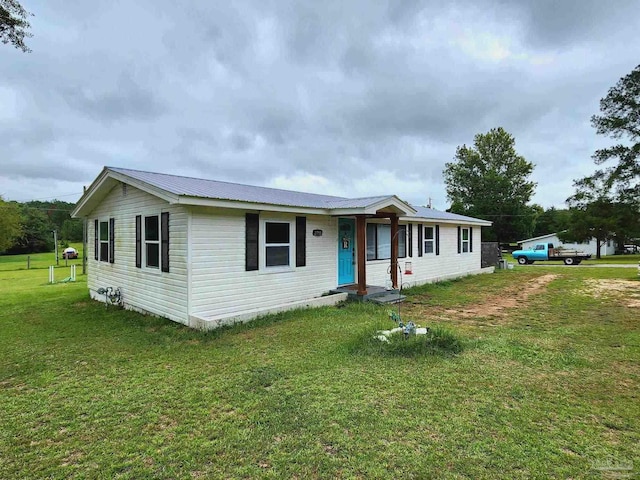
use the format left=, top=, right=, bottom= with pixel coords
left=461, top=227, right=470, bottom=253
left=136, top=213, right=169, bottom=272
left=99, top=221, right=109, bottom=262
left=265, top=221, right=291, bottom=267
left=424, top=226, right=435, bottom=254
left=367, top=223, right=406, bottom=260
left=95, top=218, right=114, bottom=263
left=144, top=215, right=160, bottom=268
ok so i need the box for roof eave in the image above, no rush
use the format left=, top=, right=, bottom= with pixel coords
left=175, top=196, right=330, bottom=215
left=72, top=167, right=179, bottom=218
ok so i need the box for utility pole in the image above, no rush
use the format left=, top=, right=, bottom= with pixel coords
left=53, top=230, right=59, bottom=265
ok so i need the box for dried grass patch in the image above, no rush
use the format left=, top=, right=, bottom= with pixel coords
left=405, top=274, right=559, bottom=324
left=580, top=279, right=640, bottom=308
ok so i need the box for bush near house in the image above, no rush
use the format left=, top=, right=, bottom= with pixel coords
left=0, top=259, right=638, bottom=479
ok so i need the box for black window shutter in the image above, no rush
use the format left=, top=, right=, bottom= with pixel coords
left=246, top=213, right=259, bottom=271
left=135, top=215, right=142, bottom=268
left=457, top=226, right=461, bottom=254
left=109, top=218, right=115, bottom=264
left=161, top=212, right=170, bottom=272
left=408, top=224, right=413, bottom=257
left=417, top=224, right=423, bottom=257
left=94, top=219, right=98, bottom=260
left=469, top=227, right=473, bottom=253
left=436, top=225, right=440, bottom=256
left=296, top=216, right=306, bottom=267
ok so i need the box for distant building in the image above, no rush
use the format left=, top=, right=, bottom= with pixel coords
left=518, top=232, right=616, bottom=256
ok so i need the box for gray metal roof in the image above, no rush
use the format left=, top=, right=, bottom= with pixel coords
left=409, top=205, right=492, bottom=225
left=101, top=167, right=489, bottom=225
left=110, top=167, right=397, bottom=209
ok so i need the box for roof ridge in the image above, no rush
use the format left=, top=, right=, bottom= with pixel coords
left=108, top=166, right=350, bottom=201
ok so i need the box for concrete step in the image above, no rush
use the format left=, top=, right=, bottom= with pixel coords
left=369, top=293, right=406, bottom=304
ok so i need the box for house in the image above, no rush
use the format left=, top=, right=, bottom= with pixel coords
left=72, top=167, right=492, bottom=329
left=517, top=232, right=617, bottom=256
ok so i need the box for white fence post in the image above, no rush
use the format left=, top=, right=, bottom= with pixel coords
left=48, top=266, right=54, bottom=284
left=71, top=265, right=76, bottom=281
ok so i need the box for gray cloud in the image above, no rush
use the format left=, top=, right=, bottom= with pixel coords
left=0, top=0, right=638, bottom=209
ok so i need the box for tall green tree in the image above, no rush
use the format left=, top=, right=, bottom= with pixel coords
left=8, top=205, right=54, bottom=254
left=0, top=196, right=22, bottom=252
left=0, top=0, right=32, bottom=52
left=444, top=127, right=537, bottom=243
left=564, top=177, right=640, bottom=258
left=589, top=64, right=640, bottom=201
left=532, top=207, right=572, bottom=238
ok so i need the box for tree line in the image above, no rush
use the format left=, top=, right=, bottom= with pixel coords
left=443, top=64, right=640, bottom=257
left=0, top=199, right=83, bottom=254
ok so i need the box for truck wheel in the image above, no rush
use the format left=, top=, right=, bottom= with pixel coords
left=564, top=257, right=574, bottom=265
left=517, top=257, right=528, bottom=265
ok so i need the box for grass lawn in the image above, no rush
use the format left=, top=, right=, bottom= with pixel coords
left=581, top=253, right=640, bottom=265
left=0, top=243, right=84, bottom=272
left=0, top=259, right=638, bottom=479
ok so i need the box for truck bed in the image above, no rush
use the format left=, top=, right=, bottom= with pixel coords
left=549, top=248, right=590, bottom=259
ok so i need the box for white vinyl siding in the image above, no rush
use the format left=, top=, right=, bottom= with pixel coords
left=87, top=185, right=189, bottom=324
left=367, top=222, right=484, bottom=287
left=190, top=209, right=337, bottom=321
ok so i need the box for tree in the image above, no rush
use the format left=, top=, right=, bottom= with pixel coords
left=0, top=196, right=22, bottom=253
left=564, top=178, right=640, bottom=258
left=589, top=64, right=640, bottom=201
left=443, top=127, right=537, bottom=243
left=61, top=218, right=84, bottom=242
left=532, top=206, right=572, bottom=238
left=7, top=205, right=54, bottom=254
left=1, top=0, right=32, bottom=52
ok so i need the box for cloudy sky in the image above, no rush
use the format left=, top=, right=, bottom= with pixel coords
left=1, top=0, right=638, bottom=210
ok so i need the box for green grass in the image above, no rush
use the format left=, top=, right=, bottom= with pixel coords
left=1, top=262, right=639, bottom=479
left=581, top=253, right=640, bottom=264
left=0, top=243, right=84, bottom=271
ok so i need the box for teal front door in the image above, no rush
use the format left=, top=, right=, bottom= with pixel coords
left=338, top=218, right=355, bottom=285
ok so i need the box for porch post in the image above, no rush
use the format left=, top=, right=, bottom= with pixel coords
left=356, top=215, right=367, bottom=296
left=390, top=213, right=398, bottom=289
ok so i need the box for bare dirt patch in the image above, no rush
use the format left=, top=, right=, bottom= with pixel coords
left=580, top=279, right=640, bottom=308
left=405, top=274, right=559, bottom=324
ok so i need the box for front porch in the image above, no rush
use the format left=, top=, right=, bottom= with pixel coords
left=330, top=284, right=406, bottom=304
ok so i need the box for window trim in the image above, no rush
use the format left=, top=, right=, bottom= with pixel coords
left=461, top=227, right=470, bottom=254
left=143, top=214, right=160, bottom=270
left=423, top=226, right=435, bottom=255
left=260, top=218, right=295, bottom=272
left=366, top=222, right=407, bottom=261
left=96, top=219, right=113, bottom=263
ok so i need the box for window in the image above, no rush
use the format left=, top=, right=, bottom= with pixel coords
left=461, top=227, right=470, bottom=253
left=136, top=213, right=169, bottom=272
left=99, top=221, right=109, bottom=262
left=534, top=244, right=545, bottom=251
left=424, top=226, right=435, bottom=254
left=367, top=223, right=406, bottom=260
left=265, top=221, right=291, bottom=267
left=145, top=215, right=160, bottom=268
